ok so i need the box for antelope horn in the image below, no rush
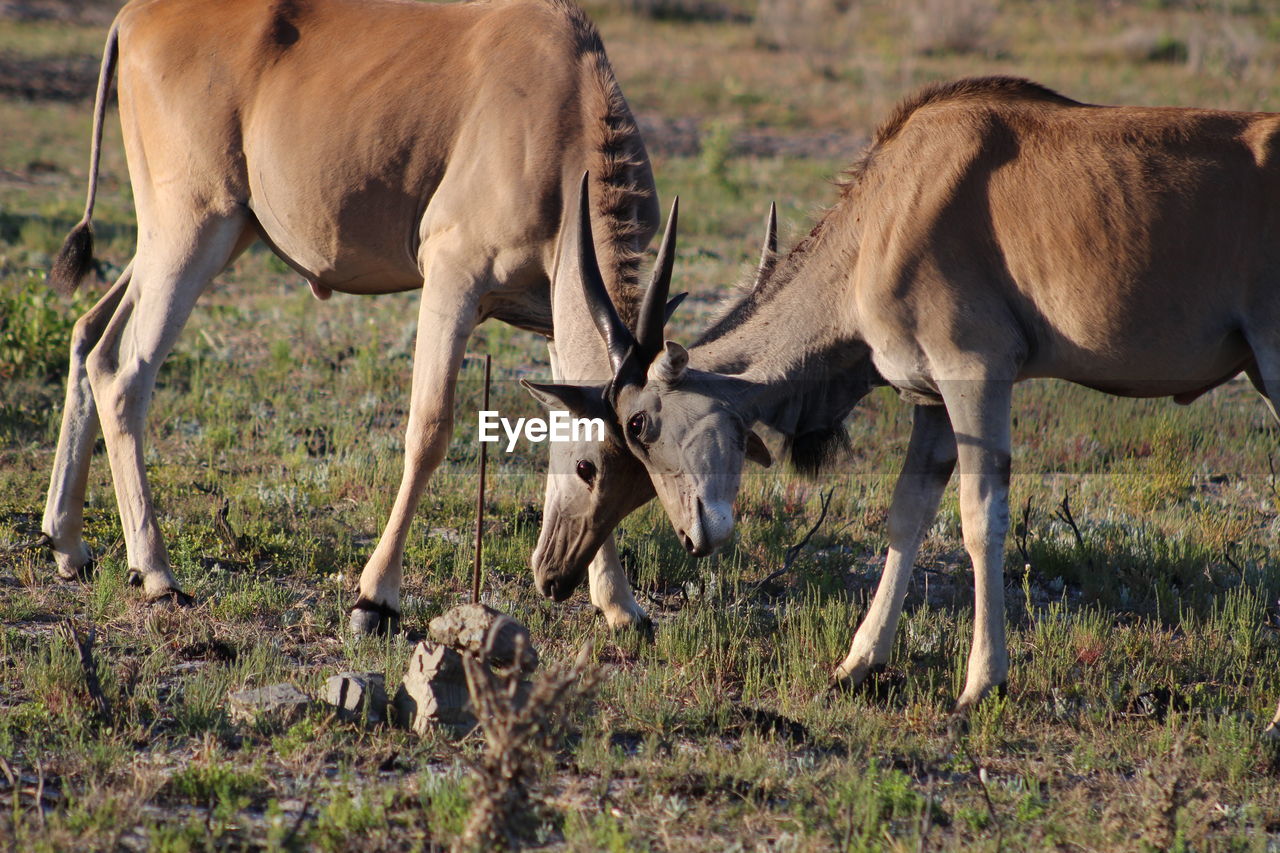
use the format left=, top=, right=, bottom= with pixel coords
left=575, top=172, right=634, bottom=373
left=664, top=292, right=687, bottom=324
left=635, top=197, right=678, bottom=361
left=752, top=201, right=778, bottom=291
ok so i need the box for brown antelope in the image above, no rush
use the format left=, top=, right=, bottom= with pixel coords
left=41, top=0, right=677, bottom=635
left=533, top=76, right=1280, bottom=724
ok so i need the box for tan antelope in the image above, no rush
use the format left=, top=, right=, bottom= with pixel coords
left=41, top=0, right=678, bottom=635
left=532, top=76, right=1280, bottom=723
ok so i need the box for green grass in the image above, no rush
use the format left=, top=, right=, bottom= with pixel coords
left=5, top=1, right=1280, bottom=849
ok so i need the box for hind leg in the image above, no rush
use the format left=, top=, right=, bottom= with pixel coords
left=86, top=214, right=249, bottom=600
left=43, top=263, right=132, bottom=578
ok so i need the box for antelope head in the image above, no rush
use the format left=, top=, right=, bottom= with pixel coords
left=530, top=193, right=776, bottom=560
left=523, top=176, right=683, bottom=599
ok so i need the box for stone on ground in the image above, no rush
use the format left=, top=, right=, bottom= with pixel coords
left=227, top=683, right=312, bottom=727
left=392, top=642, right=475, bottom=733
left=428, top=603, right=539, bottom=674
left=325, top=671, right=387, bottom=725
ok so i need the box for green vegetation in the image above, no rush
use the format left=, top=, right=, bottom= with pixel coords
left=4, top=0, right=1280, bottom=848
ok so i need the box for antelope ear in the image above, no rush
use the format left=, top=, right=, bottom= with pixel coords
left=520, top=380, right=609, bottom=420
left=647, top=341, right=688, bottom=386
left=745, top=430, right=773, bottom=468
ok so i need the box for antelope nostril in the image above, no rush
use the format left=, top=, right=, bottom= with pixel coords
left=680, top=531, right=695, bottom=553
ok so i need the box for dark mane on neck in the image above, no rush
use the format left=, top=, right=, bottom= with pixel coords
left=562, top=0, right=655, bottom=322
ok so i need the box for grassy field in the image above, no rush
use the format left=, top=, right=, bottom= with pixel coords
left=5, top=0, right=1280, bottom=849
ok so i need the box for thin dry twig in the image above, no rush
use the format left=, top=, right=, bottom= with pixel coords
left=1054, top=492, right=1092, bottom=570
left=962, top=740, right=1003, bottom=850
left=473, top=353, right=492, bottom=604
left=745, top=488, right=837, bottom=600
left=281, top=770, right=319, bottom=848
left=1014, top=496, right=1034, bottom=568
left=34, top=759, right=45, bottom=830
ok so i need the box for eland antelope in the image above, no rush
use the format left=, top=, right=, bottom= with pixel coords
left=531, top=76, right=1280, bottom=722
left=41, top=0, right=675, bottom=635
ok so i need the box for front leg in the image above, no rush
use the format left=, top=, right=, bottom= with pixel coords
left=940, top=377, right=1013, bottom=713
left=834, top=403, right=956, bottom=687
left=588, top=534, right=650, bottom=632
left=349, top=234, right=483, bottom=634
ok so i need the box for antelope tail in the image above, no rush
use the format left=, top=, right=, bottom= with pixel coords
left=49, top=21, right=119, bottom=295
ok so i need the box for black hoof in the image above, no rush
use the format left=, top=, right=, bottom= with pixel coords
left=349, top=598, right=401, bottom=636
left=146, top=588, right=195, bottom=608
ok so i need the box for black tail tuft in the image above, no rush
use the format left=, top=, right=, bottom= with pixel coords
left=48, top=220, right=96, bottom=296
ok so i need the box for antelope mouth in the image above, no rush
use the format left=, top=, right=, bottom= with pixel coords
left=677, top=496, right=735, bottom=557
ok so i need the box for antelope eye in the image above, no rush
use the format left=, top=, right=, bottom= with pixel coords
left=575, top=460, right=596, bottom=484
left=626, top=413, right=647, bottom=441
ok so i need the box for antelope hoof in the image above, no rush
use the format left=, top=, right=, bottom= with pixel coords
left=625, top=613, right=656, bottom=643
left=953, top=681, right=1007, bottom=716
left=349, top=598, right=401, bottom=636
left=828, top=660, right=885, bottom=694
left=49, top=539, right=94, bottom=582
left=146, top=588, right=196, bottom=608
left=603, top=608, right=654, bottom=639
left=55, top=556, right=95, bottom=582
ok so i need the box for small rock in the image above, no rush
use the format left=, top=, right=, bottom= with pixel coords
left=428, top=603, right=538, bottom=674
left=227, top=683, right=312, bottom=727
left=392, top=642, right=475, bottom=733
left=325, top=671, right=387, bottom=725
left=427, top=527, right=462, bottom=545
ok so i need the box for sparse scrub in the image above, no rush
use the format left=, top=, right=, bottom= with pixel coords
left=905, top=0, right=998, bottom=56
left=0, top=273, right=92, bottom=381
left=753, top=0, right=859, bottom=53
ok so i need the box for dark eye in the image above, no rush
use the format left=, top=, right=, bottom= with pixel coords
left=626, top=413, right=647, bottom=441
left=575, top=460, right=596, bottom=484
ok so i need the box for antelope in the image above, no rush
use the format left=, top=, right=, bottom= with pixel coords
left=41, top=0, right=678, bottom=635
left=532, top=76, right=1280, bottom=724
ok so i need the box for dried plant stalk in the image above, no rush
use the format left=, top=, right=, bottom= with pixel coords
left=456, top=639, right=600, bottom=851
